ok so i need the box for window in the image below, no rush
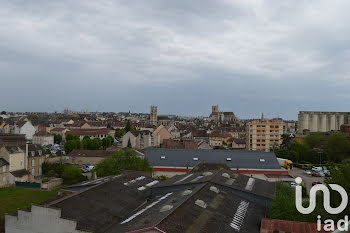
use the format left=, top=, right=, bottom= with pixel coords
left=226, top=158, right=232, bottom=161
left=32, top=168, right=35, bottom=176
left=193, top=157, right=199, bottom=161
left=160, top=156, right=166, bottom=159
left=2, top=177, right=5, bottom=183
left=2, top=166, right=5, bottom=173
left=32, top=159, right=35, bottom=166
left=39, top=150, right=42, bottom=155
left=31, top=151, right=35, bottom=156
left=39, top=159, right=42, bottom=165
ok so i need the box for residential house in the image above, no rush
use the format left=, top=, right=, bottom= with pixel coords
left=49, top=149, right=115, bottom=165
left=157, top=116, right=172, bottom=126
left=0, top=158, right=10, bottom=187
left=208, top=133, right=232, bottom=147
left=0, top=133, right=26, bottom=146
left=122, top=130, right=160, bottom=150
left=153, top=125, right=172, bottom=144
left=166, top=124, right=180, bottom=139
left=32, top=131, right=54, bottom=146
left=5, top=121, right=36, bottom=140
left=27, top=144, right=46, bottom=177
left=163, top=139, right=198, bottom=149
left=67, top=128, right=112, bottom=140
left=50, top=128, right=69, bottom=141
left=230, top=138, right=246, bottom=149
left=0, top=145, right=30, bottom=184
left=197, top=140, right=212, bottom=149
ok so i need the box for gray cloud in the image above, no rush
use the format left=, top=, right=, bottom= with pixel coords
left=1, top=0, right=350, bottom=119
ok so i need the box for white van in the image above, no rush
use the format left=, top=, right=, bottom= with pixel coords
left=312, top=166, right=323, bottom=172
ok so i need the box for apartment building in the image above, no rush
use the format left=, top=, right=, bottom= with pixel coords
left=246, top=119, right=286, bottom=152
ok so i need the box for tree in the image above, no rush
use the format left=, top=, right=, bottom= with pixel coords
left=304, top=132, right=324, bottom=149
left=125, top=120, right=135, bottom=133
left=1, top=111, right=6, bottom=115
left=95, top=149, right=152, bottom=177
left=64, top=140, right=77, bottom=154
left=61, top=166, right=86, bottom=185
left=91, top=138, right=102, bottom=150
left=115, top=128, right=125, bottom=138
left=54, top=134, right=62, bottom=144
left=325, top=164, right=350, bottom=220
left=66, top=133, right=80, bottom=141
left=289, top=141, right=309, bottom=162
left=325, top=132, right=350, bottom=162
left=274, top=148, right=297, bottom=162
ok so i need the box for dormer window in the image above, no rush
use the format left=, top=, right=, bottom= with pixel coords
left=31, top=151, right=35, bottom=156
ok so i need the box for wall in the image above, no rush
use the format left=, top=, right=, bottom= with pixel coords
left=41, top=178, right=63, bottom=190
left=0, top=165, right=10, bottom=187
left=19, top=122, right=36, bottom=140
left=5, top=205, right=89, bottom=233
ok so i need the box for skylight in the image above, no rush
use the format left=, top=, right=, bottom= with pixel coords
left=230, top=201, right=250, bottom=231
left=193, top=157, right=199, bottom=161
left=226, top=158, right=232, bottom=161
left=160, top=156, right=166, bottom=159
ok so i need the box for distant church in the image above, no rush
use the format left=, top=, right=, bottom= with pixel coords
left=209, top=105, right=237, bottom=123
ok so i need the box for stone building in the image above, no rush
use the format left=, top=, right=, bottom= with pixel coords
left=32, top=131, right=54, bottom=146
left=298, top=111, right=350, bottom=134
left=149, top=105, right=158, bottom=126
left=209, top=105, right=237, bottom=124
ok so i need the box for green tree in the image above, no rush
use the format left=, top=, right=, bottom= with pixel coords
left=125, top=120, right=135, bottom=133
left=289, top=141, right=309, bottom=162
left=53, top=134, right=62, bottom=144
left=91, top=138, right=102, bottom=150
left=274, top=148, right=297, bottom=162
left=95, top=149, right=152, bottom=177
left=61, top=166, right=86, bottom=185
left=304, top=132, right=324, bottom=149
left=115, top=128, right=125, bottom=138
left=66, top=133, right=80, bottom=141
left=64, top=140, right=76, bottom=154
left=325, top=132, right=350, bottom=162
left=1, top=111, right=6, bottom=115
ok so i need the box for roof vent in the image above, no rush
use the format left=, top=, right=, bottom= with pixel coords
left=260, top=159, right=265, bottom=162
left=210, top=186, right=220, bottom=194
left=222, top=173, right=230, bottom=178
left=203, top=172, right=213, bottom=176
left=226, top=158, right=232, bottom=161
left=195, top=199, right=207, bottom=209
left=160, top=205, right=173, bottom=212
left=160, top=156, right=166, bottom=159
left=193, top=157, right=199, bottom=161
left=182, top=190, right=192, bottom=196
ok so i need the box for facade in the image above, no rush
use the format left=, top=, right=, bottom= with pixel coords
left=122, top=130, right=160, bottom=149
left=166, top=124, right=180, bottom=139
left=298, top=111, right=350, bottom=134
left=153, top=125, right=172, bottom=144
left=208, top=133, right=232, bottom=147
left=5, top=121, right=36, bottom=140
left=32, top=132, right=54, bottom=146
left=0, top=133, right=26, bottom=146
left=0, top=158, right=10, bottom=187
left=27, top=144, right=46, bottom=177
left=246, top=119, right=286, bottom=152
left=209, top=105, right=237, bottom=123
left=150, top=105, right=158, bottom=126
left=67, top=128, right=111, bottom=140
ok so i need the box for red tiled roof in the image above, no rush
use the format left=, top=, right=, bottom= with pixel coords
left=68, top=128, right=109, bottom=136
left=260, top=218, right=331, bottom=233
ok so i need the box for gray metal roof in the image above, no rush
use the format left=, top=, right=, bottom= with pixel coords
left=145, top=148, right=281, bottom=170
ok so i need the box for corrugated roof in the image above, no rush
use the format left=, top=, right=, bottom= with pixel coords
left=145, top=148, right=281, bottom=170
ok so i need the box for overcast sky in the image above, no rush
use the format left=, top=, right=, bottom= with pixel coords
left=1, top=0, right=350, bottom=120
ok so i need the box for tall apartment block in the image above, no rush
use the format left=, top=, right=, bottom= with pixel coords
left=246, top=119, right=286, bottom=152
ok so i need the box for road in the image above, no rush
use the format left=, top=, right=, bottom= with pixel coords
left=289, top=167, right=325, bottom=192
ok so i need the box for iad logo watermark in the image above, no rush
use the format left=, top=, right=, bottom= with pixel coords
left=295, top=177, right=349, bottom=232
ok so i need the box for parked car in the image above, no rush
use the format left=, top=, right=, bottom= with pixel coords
left=312, top=166, right=323, bottom=172
left=318, top=171, right=325, bottom=177
left=84, top=165, right=95, bottom=172
left=312, top=172, right=321, bottom=177
left=290, top=182, right=297, bottom=188
left=81, top=167, right=89, bottom=173
left=312, top=181, right=322, bottom=186
left=304, top=170, right=312, bottom=175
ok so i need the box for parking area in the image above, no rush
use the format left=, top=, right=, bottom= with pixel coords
left=289, top=167, right=325, bottom=192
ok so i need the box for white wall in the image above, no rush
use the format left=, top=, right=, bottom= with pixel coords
left=6, top=205, right=89, bottom=233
